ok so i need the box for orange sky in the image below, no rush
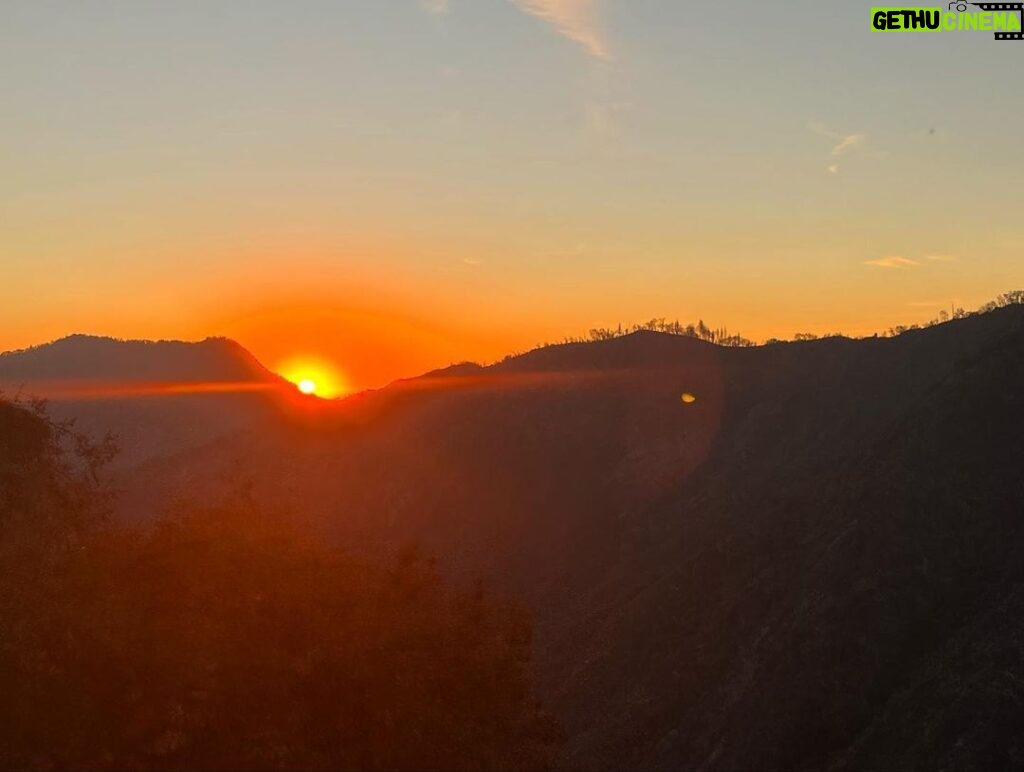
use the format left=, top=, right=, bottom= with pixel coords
left=2, top=2, right=1022, bottom=391
left=210, top=295, right=533, bottom=394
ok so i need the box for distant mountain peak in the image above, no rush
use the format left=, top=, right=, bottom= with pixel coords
left=0, top=334, right=281, bottom=387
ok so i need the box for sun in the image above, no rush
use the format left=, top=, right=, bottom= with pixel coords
left=276, top=355, right=349, bottom=399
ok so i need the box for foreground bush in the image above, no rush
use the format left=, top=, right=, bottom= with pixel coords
left=0, top=401, right=559, bottom=771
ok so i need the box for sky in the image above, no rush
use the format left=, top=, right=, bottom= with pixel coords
left=3, top=1, right=1023, bottom=391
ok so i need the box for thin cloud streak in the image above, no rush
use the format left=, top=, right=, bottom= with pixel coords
left=510, top=0, right=609, bottom=59
left=864, top=256, right=920, bottom=269
left=866, top=253, right=960, bottom=270
left=810, top=122, right=867, bottom=174
left=809, top=122, right=867, bottom=156
left=831, top=133, right=866, bottom=156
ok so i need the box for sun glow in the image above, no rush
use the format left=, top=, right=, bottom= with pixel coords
left=277, top=356, right=348, bottom=399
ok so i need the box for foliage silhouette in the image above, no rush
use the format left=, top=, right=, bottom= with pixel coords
left=0, top=400, right=559, bottom=771
left=502, top=290, right=1024, bottom=362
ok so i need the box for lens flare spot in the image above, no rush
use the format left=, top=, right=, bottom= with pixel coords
left=681, top=392, right=697, bottom=404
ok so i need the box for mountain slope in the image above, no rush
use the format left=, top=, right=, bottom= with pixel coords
left=0, top=335, right=289, bottom=467
left=32, top=305, right=1024, bottom=770
left=0, top=334, right=280, bottom=385
left=601, top=307, right=1024, bottom=770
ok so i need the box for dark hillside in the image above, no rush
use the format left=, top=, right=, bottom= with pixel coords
left=0, top=334, right=279, bottom=385
left=0, top=399, right=561, bottom=771
left=603, top=305, right=1024, bottom=770
left=493, top=330, right=719, bottom=374
left=39, top=304, right=1024, bottom=770
left=0, top=336, right=288, bottom=467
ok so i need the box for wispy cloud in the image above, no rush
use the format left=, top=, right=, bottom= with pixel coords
left=866, top=253, right=960, bottom=270
left=864, top=256, right=920, bottom=269
left=831, top=133, right=866, bottom=156
left=419, top=0, right=450, bottom=14
left=810, top=122, right=868, bottom=174
left=462, top=257, right=482, bottom=266
left=809, top=122, right=867, bottom=156
left=510, top=0, right=609, bottom=59
left=423, top=0, right=609, bottom=59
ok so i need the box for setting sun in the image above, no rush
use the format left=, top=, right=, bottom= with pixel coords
left=277, top=356, right=348, bottom=399
left=4, top=1, right=1024, bottom=767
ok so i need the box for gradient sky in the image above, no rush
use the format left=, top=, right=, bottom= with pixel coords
left=3, top=1, right=1023, bottom=390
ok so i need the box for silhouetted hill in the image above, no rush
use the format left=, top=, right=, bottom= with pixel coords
left=0, top=334, right=280, bottom=385
left=23, top=304, right=1024, bottom=770
left=0, top=335, right=288, bottom=467
left=418, top=361, right=486, bottom=379
left=494, top=329, right=719, bottom=374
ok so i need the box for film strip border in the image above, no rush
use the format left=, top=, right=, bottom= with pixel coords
left=971, top=2, right=1024, bottom=38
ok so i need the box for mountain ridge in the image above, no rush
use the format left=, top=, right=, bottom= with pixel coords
left=5, top=304, right=1024, bottom=770
left=0, top=334, right=289, bottom=469
left=0, top=333, right=282, bottom=386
